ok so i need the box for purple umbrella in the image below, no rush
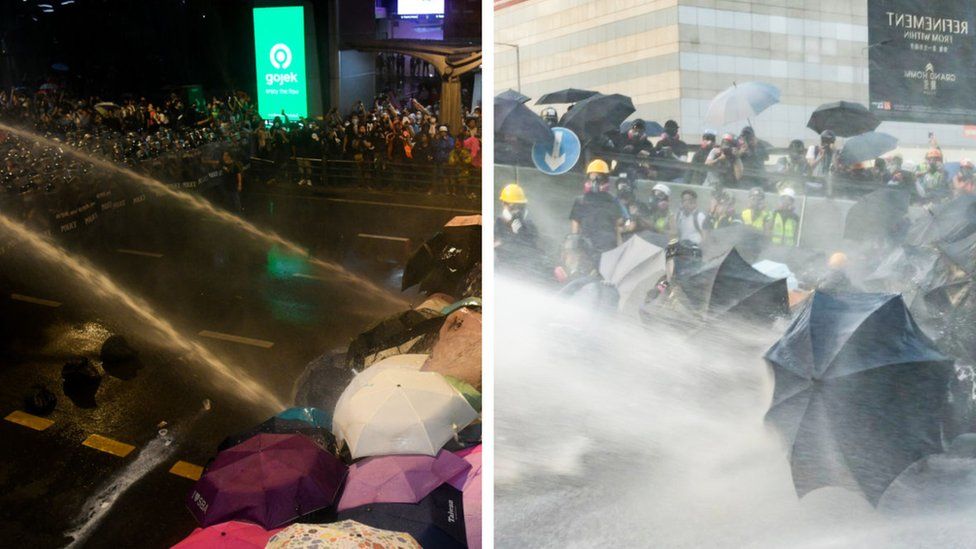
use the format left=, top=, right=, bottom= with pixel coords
left=187, top=434, right=347, bottom=529
left=337, top=449, right=471, bottom=512
left=449, top=447, right=482, bottom=549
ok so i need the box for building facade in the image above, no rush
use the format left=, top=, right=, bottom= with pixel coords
left=495, top=0, right=970, bottom=152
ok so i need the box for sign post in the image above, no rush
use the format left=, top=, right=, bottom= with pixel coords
left=531, top=127, right=581, bottom=175
left=253, top=6, right=309, bottom=121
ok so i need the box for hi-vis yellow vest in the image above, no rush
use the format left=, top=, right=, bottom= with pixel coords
left=741, top=208, right=769, bottom=231
left=771, top=211, right=798, bottom=245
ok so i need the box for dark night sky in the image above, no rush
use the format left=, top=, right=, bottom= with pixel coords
left=1, top=0, right=260, bottom=96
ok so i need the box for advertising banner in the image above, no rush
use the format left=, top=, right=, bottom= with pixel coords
left=868, top=1, right=976, bottom=124
left=253, top=6, right=308, bottom=120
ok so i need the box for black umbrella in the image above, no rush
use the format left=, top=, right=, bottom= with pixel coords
left=618, top=119, right=664, bottom=136
left=807, top=101, right=880, bottom=137
left=217, top=417, right=338, bottom=454
left=938, top=230, right=976, bottom=274
left=931, top=195, right=976, bottom=244
left=839, top=131, right=898, bottom=164
left=494, top=97, right=553, bottom=144
left=403, top=216, right=482, bottom=294
left=338, top=484, right=466, bottom=549
left=495, top=89, right=530, bottom=103
left=765, top=292, right=953, bottom=505
left=703, top=224, right=767, bottom=263
left=558, top=93, right=636, bottom=142
left=843, top=188, right=910, bottom=242
left=536, top=88, right=598, bottom=104
left=678, top=248, right=789, bottom=323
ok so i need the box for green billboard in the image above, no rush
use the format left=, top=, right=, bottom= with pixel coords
left=253, top=6, right=308, bottom=120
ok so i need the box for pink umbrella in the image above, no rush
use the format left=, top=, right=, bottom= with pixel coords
left=336, top=449, right=471, bottom=512
left=171, top=521, right=281, bottom=549
left=448, top=446, right=482, bottom=549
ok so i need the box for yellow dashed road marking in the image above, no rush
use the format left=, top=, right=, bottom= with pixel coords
left=169, top=460, right=204, bottom=481
left=4, top=410, right=54, bottom=431
left=82, top=434, right=135, bottom=458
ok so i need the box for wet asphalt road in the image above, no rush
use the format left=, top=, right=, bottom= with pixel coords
left=0, top=183, right=478, bottom=548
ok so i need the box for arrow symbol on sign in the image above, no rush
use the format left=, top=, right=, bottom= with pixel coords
left=544, top=131, right=565, bottom=171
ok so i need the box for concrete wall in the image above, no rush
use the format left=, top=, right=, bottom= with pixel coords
left=494, top=164, right=858, bottom=252
left=495, top=0, right=976, bottom=152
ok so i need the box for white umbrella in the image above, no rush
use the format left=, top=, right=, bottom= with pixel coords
left=704, top=81, right=780, bottom=127
left=599, top=235, right=666, bottom=311
left=752, top=260, right=798, bottom=291
left=331, top=354, right=426, bottom=418
left=333, top=368, right=478, bottom=459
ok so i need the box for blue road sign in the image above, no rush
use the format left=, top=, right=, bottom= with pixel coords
left=532, top=127, right=581, bottom=175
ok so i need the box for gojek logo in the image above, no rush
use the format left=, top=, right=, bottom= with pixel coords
left=269, top=43, right=292, bottom=69
left=266, top=43, right=298, bottom=86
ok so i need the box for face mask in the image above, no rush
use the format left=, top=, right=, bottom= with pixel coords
left=929, top=162, right=939, bottom=172
left=501, top=207, right=513, bottom=222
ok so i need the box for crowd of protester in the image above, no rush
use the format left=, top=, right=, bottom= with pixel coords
left=0, top=83, right=481, bottom=204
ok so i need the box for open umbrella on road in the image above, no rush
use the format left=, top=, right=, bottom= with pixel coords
left=494, top=97, right=553, bottom=144
left=839, top=131, right=898, bottom=164
left=217, top=417, right=338, bottom=453
left=266, top=521, right=421, bottom=549
left=679, top=248, right=789, bottom=323
left=173, top=521, right=282, bottom=549
left=495, top=89, right=530, bottom=103
left=187, top=434, right=347, bottom=529
left=703, top=224, right=767, bottom=263
left=338, top=484, right=467, bottom=549
left=421, top=307, right=483, bottom=390
left=337, top=449, right=471, bottom=512
left=843, top=188, right=910, bottom=242
left=448, top=447, right=482, bottom=549
left=537, top=88, right=598, bottom=104
left=332, top=367, right=479, bottom=459
left=599, top=234, right=666, bottom=311
left=807, top=101, right=880, bottom=137
left=764, top=292, right=953, bottom=505
left=403, top=216, right=481, bottom=294
left=704, top=81, right=780, bottom=127
left=558, top=93, right=635, bottom=142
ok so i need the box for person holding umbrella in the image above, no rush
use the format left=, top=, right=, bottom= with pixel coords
left=737, top=126, right=768, bottom=187
left=704, top=133, right=743, bottom=190
left=771, top=188, right=799, bottom=246
left=806, top=130, right=836, bottom=177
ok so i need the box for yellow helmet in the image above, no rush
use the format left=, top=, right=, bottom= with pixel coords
left=586, top=159, right=610, bottom=174
left=499, top=183, right=527, bottom=204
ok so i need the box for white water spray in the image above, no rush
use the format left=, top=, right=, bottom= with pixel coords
left=0, top=122, right=407, bottom=307
left=0, top=213, right=284, bottom=410
left=496, top=276, right=976, bottom=548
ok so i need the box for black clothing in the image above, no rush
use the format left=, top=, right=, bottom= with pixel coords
left=570, top=191, right=623, bottom=254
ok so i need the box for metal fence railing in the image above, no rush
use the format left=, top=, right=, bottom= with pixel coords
left=248, top=156, right=482, bottom=197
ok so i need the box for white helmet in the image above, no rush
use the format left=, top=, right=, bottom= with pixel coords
left=652, top=183, right=672, bottom=197
left=779, top=187, right=797, bottom=199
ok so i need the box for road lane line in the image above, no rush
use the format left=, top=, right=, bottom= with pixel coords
left=169, top=460, right=204, bottom=481
left=4, top=410, right=54, bottom=431
left=82, top=434, right=135, bottom=458
left=198, top=330, right=275, bottom=349
left=10, top=293, right=62, bottom=307
left=116, top=248, right=163, bottom=258
left=357, top=233, right=411, bottom=242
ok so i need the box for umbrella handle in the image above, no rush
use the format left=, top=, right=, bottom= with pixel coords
left=795, top=194, right=807, bottom=247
